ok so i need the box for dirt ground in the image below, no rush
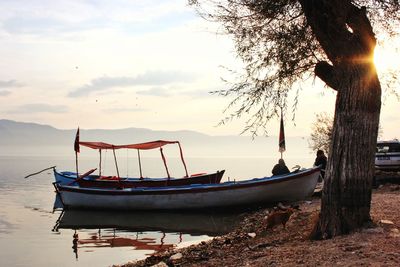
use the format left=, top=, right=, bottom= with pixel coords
left=118, top=182, right=400, bottom=267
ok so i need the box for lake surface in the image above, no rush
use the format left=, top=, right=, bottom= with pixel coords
left=0, top=154, right=314, bottom=266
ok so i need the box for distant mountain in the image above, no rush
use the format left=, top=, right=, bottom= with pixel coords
left=0, top=119, right=208, bottom=145
left=0, top=119, right=312, bottom=158
left=0, top=119, right=71, bottom=146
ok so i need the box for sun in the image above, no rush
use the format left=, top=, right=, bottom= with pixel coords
left=374, top=43, right=400, bottom=73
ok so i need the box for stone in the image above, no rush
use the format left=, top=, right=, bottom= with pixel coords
left=388, top=228, right=400, bottom=238
left=151, top=261, right=168, bottom=267
left=379, top=219, right=394, bottom=225
left=170, top=252, right=183, bottom=261
left=389, top=232, right=400, bottom=238
left=277, top=202, right=287, bottom=210
left=248, top=233, right=256, bottom=238
left=390, top=228, right=399, bottom=234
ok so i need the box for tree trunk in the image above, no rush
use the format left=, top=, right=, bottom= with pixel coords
left=313, top=63, right=381, bottom=239
left=299, top=0, right=382, bottom=238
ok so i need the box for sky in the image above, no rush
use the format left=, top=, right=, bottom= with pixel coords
left=0, top=0, right=399, bottom=139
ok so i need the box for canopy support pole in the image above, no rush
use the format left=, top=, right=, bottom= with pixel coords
left=112, top=147, right=121, bottom=182
left=137, top=149, right=143, bottom=179
left=99, top=149, right=102, bottom=177
left=177, top=142, right=189, bottom=177
left=160, top=147, right=171, bottom=179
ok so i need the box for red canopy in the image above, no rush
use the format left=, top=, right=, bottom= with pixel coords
left=76, top=139, right=188, bottom=178
left=79, top=140, right=179, bottom=150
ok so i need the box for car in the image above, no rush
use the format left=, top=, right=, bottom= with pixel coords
left=375, top=140, right=400, bottom=171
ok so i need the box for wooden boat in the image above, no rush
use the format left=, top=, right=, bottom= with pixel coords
left=54, top=167, right=320, bottom=210
left=54, top=169, right=225, bottom=188
left=56, top=138, right=224, bottom=188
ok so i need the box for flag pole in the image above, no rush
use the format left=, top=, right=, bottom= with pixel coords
left=75, top=151, right=79, bottom=177
left=279, top=107, right=286, bottom=159
left=74, top=127, right=80, bottom=178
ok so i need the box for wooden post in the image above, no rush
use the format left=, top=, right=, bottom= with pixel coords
left=137, top=149, right=143, bottom=179
left=177, top=142, right=189, bottom=177
left=99, top=149, right=102, bottom=177
left=25, top=166, right=56, bottom=179
left=112, top=147, right=120, bottom=180
left=160, top=147, right=171, bottom=179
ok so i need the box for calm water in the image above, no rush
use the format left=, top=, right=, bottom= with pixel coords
left=0, top=154, right=313, bottom=266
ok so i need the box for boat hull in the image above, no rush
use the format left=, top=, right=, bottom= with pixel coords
left=56, top=168, right=320, bottom=210
left=54, top=169, right=224, bottom=188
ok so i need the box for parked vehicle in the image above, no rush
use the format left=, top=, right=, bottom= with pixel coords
left=375, top=140, right=400, bottom=171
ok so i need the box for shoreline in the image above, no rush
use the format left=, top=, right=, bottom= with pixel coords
left=116, top=180, right=400, bottom=267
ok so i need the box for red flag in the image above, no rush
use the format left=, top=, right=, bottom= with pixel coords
left=74, top=128, right=80, bottom=153
left=279, top=112, right=286, bottom=153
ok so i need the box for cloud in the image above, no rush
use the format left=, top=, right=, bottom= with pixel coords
left=2, top=16, right=111, bottom=36
left=8, top=104, right=68, bottom=114
left=176, top=84, right=225, bottom=98
left=181, top=89, right=214, bottom=98
left=0, top=80, right=23, bottom=96
left=136, top=87, right=171, bottom=97
left=0, top=80, right=22, bottom=88
left=121, top=5, right=197, bottom=34
left=3, top=17, right=69, bottom=35
left=0, top=1, right=196, bottom=36
left=0, top=90, right=11, bottom=96
left=68, top=70, right=197, bottom=97
left=103, top=107, right=146, bottom=113
left=138, top=84, right=223, bottom=98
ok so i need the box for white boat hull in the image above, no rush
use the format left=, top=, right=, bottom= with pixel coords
left=56, top=167, right=320, bottom=210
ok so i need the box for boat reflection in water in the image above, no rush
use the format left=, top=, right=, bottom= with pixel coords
left=52, top=208, right=244, bottom=260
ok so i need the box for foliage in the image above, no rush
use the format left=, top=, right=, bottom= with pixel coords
left=309, top=112, right=388, bottom=154
left=309, top=112, right=384, bottom=154
left=309, top=112, right=333, bottom=154
left=189, top=0, right=400, bottom=135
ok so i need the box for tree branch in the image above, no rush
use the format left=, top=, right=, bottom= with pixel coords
left=314, top=61, right=340, bottom=91
left=299, top=0, right=353, bottom=63
left=346, top=6, right=376, bottom=54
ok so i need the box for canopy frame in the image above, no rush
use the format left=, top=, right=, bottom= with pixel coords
left=77, top=140, right=189, bottom=180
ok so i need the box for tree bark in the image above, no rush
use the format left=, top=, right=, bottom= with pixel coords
left=299, top=0, right=382, bottom=238
left=314, top=63, right=381, bottom=239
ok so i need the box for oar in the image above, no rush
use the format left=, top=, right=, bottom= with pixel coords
left=68, top=168, right=97, bottom=185
left=25, top=166, right=56, bottom=179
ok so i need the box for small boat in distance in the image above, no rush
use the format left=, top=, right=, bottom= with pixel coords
left=55, top=136, right=224, bottom=188
left=54, top=166, right=320, bottom=211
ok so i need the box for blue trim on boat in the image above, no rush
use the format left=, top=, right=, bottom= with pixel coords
left=56, top=167, right=320, bottom=196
